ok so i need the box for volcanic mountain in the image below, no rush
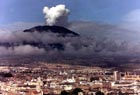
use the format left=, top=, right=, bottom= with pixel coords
left=0, top=25, right=79, bottom=51
left=24, top=25, right=79, bottom=37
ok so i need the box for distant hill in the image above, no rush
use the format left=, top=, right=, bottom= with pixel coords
left=24, top=25, right=79, bottom=37
left=0, top=25, right=79, bottom=51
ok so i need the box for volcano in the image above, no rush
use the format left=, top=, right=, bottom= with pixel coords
left=0, top=25, right=79, bottom=51
left=24, top=25, right=79, bottom=37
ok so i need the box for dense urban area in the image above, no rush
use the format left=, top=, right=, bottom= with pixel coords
left=0, top=60, right=139, bottom=95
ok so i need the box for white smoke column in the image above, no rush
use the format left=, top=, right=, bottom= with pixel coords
left=43, top=4, right=70, bottom=26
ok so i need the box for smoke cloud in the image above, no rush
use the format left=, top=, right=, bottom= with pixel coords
left=43, top=4, right=70, bottom=26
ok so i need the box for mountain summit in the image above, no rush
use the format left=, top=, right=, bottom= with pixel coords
left=0, top=25, right=79, bottom=51
left=24, top=25, right=79, bottom=37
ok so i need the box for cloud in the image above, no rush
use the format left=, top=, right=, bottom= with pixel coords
left=14, top=45, right=45, bottom=55
left=0, top=45, right=45, bottom=56
left=1, top=19, right=140, bottom=57
left=43, top=4, right=70, bottom=26
left=120, top=9, right=140, bottom=32
left=0, top=22, right=43, bottom=31
left=123, top=9, right=140, bottom=22
left=0, top=26, right=123, bottom=56
left=68, top=21, right=140, bottom=56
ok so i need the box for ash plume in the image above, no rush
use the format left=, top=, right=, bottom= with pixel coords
left=43, top=4, right=70, bottom=26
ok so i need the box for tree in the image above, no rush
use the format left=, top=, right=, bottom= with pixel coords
left=95, top=91, right=104, bottom=95
left=72, top=88, right=84, bottom=95
left=60, top=90, right=69, bottom=95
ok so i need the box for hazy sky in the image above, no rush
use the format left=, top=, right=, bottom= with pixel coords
left=0, top=0, right=140, bottom=25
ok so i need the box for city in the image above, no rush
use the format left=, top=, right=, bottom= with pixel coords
left=0, top=62, right=139, bottom=95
